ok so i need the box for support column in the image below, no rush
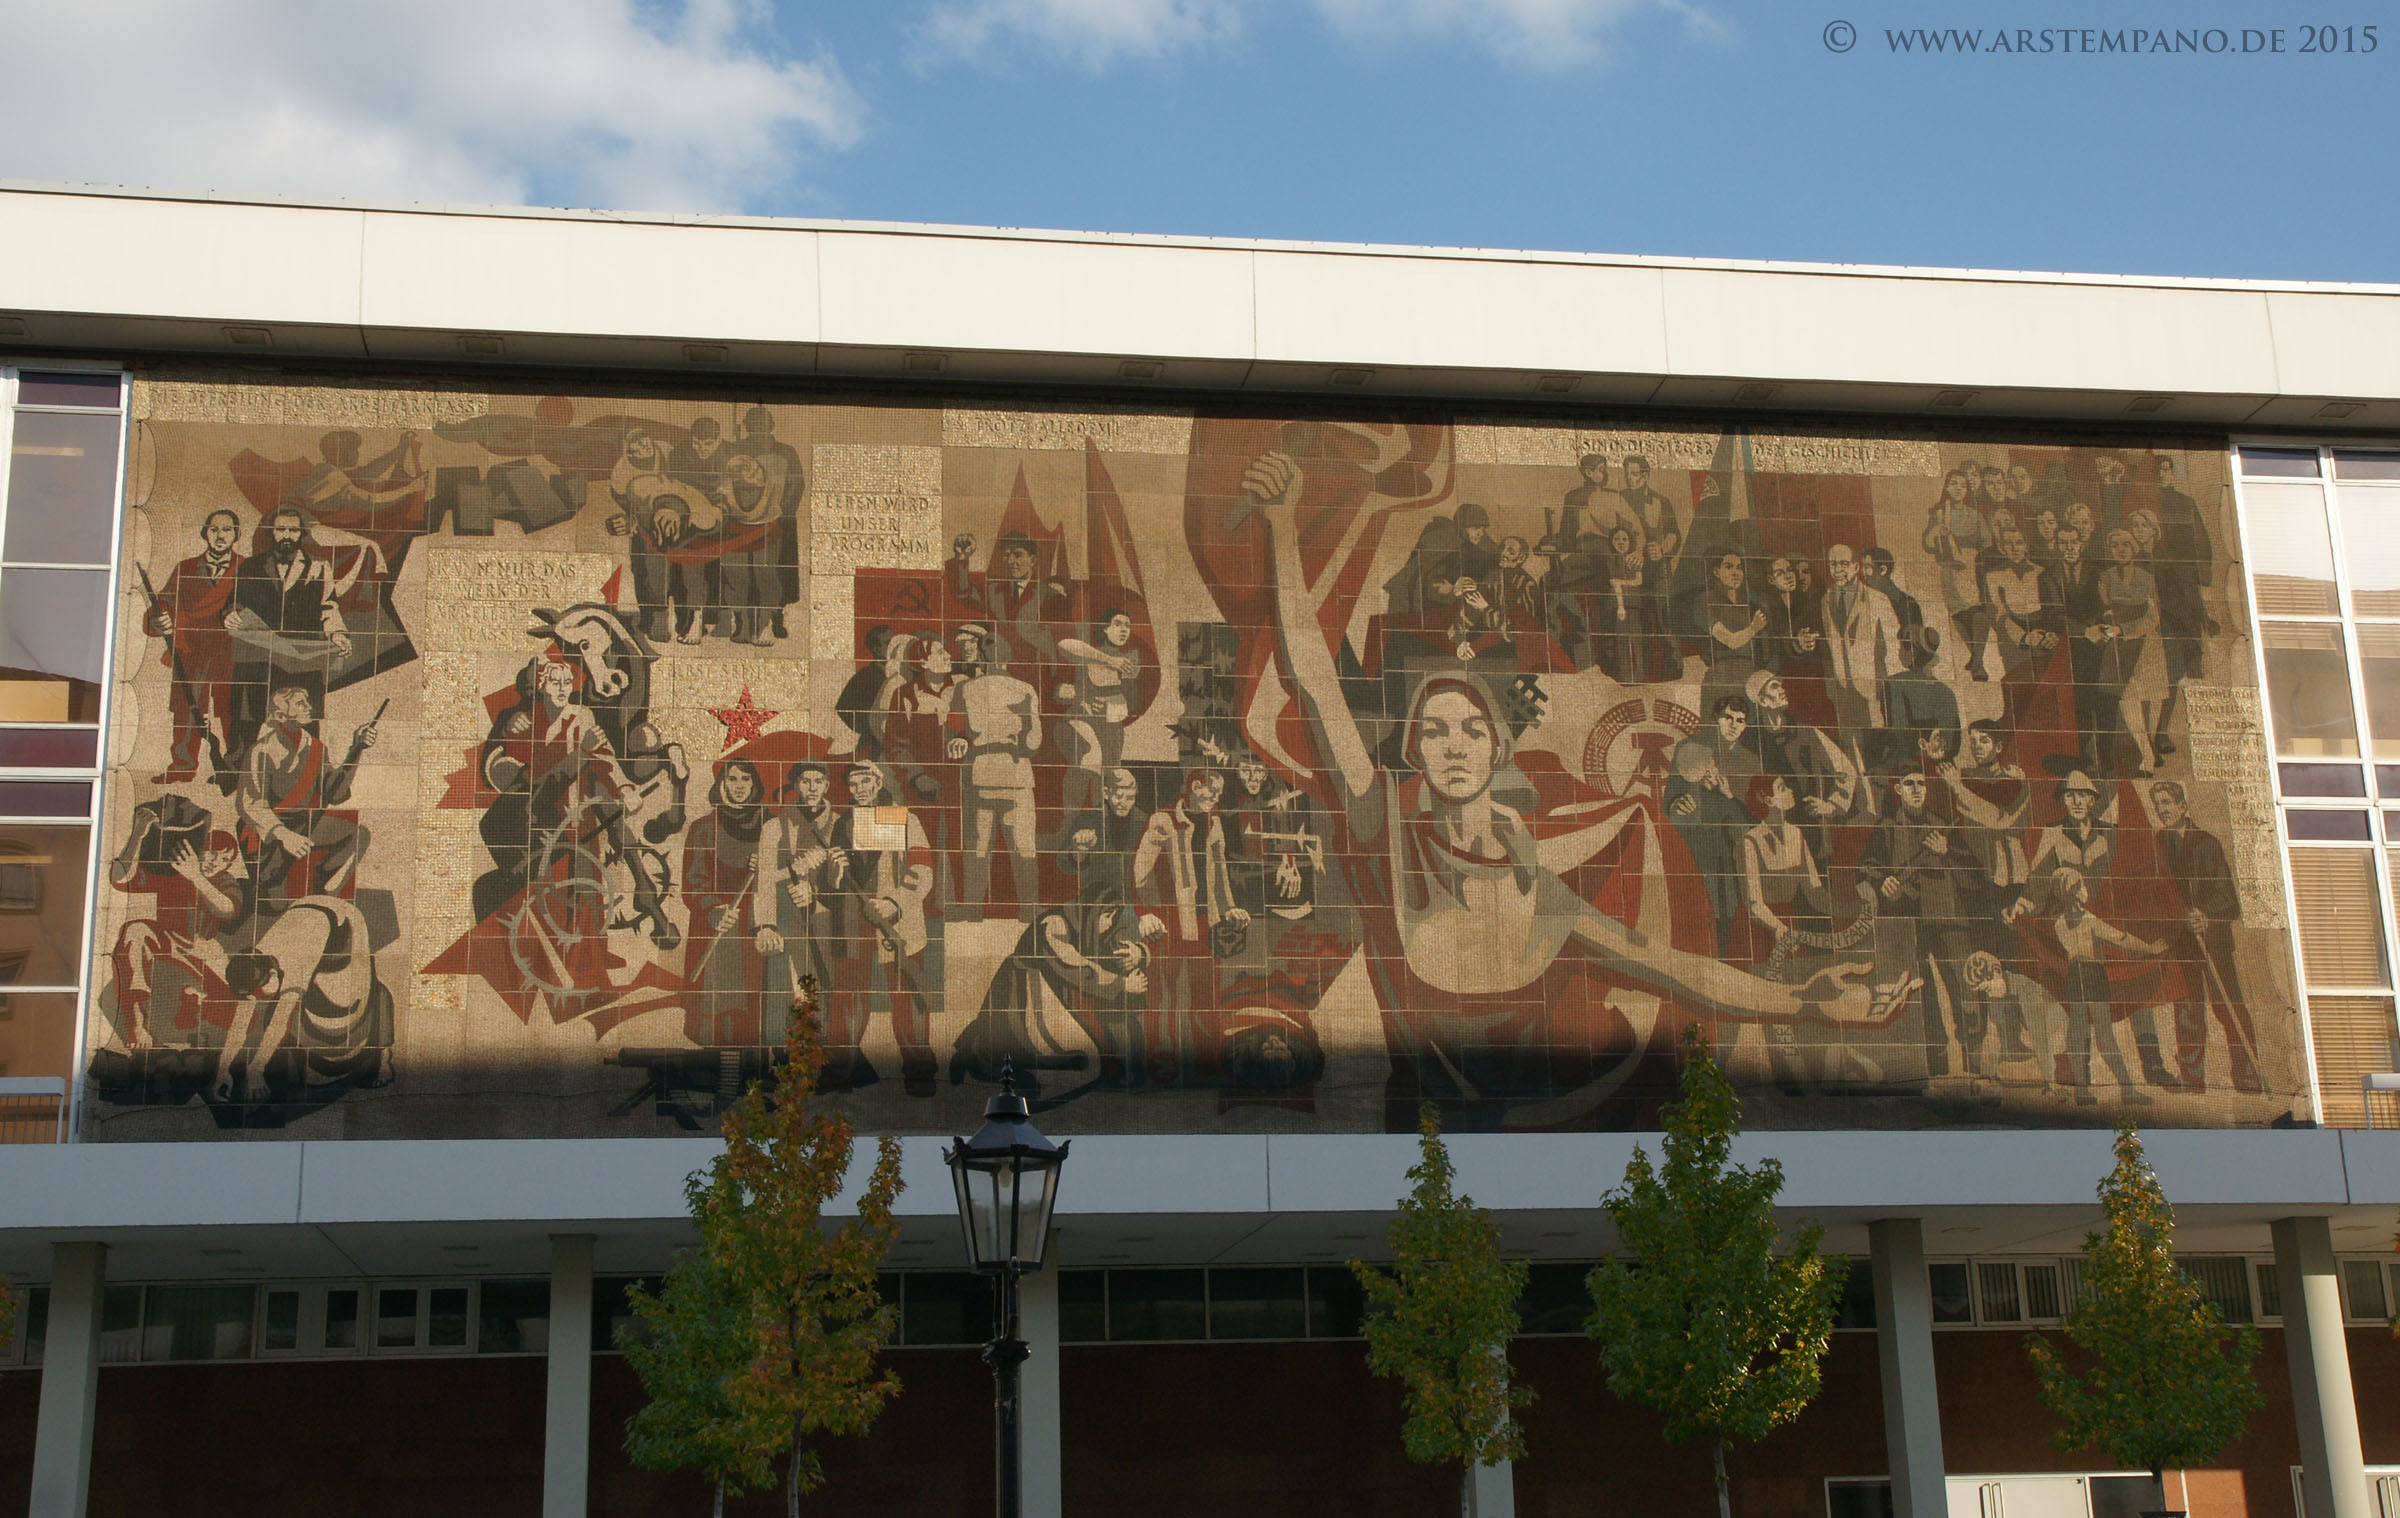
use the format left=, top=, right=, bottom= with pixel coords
left=1470, top=1457, right=1518, bottom=1517
left=28, top=1241, right=106, bottom=1518
left=543, top=1233, right=595, bottom=1518
left=2272, top=1217, right=2370, bottom=1518
left=1869, top=1219, right=1946, bottom=1518
left=1019, top=1264, right=1063, bottom=1518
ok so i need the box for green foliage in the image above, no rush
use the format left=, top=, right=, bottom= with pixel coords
left=624, top=1233, right=765, bottom=1499
left=1349, top=1103, right=1532, bottom=1479
left=1586, top=1025, right=1845, bottom=1514
left=2025, top=1122, right=2262, bottom=1485
left=625, top=982, right=906, bottom=1514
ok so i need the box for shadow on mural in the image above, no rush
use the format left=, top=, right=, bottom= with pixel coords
left=80, top=384, right=2301, bottom=1137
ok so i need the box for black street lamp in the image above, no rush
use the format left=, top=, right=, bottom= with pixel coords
left=945, top=1062, right=1068, bottom=1518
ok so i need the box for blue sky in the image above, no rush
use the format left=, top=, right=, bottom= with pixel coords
left=4, top=1, right=2392, bottom=281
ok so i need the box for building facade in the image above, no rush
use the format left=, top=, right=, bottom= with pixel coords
left=0, top=184, right=2396, bottom=1517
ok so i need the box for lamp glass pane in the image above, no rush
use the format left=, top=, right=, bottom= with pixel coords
left=1020, top=1162, right=1058, bottom=1266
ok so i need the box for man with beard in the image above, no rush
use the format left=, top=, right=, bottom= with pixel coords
left=1741, top=670, right=1858, bottom=869
left=751, top=762, right=843, bottom=1058
left=226, top=506, right=351, bottom=758
left=144, top=508, right=244, bottom=784
left=2151, top=780, right=2263, bottom=1093
left=237, top=680, right=375, bottom=910
left=1490, top=536, right=1545, bottom=632
left=680, top=758, right=768, bottom=1048
left=1859, top=764, right=1990, bottom=1085
left=829, top=762, right=937, bottom=1095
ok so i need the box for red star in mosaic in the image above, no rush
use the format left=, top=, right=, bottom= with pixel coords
left=709, top=685, right=778, bottom=751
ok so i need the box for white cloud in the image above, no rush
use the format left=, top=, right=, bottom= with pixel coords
left=0, top=0, right=863, bottom=213
left=911, top=0, right=1249, bottom=71
left=910, top=0, right=1723, bottom=72
left=1314, top=0, right=1730, bottom=69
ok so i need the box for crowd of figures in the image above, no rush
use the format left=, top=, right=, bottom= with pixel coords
left=731, top=525, right=1344, bottom=1109
left=87, top=402, right=2280, bottom=1134
left=1299, top=440, right=2260, bottom=1121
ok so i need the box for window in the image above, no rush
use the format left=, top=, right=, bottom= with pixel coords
left=140, top=1285, right=257, bottom=1362
left=2254, top=1260, right=2282, bottom=1319
left=1207, top=1267, right=1306, bottom=1340
left=2178, top=1256, right=2254, bottom=1324
left=1977, top=1263, right=2023, bottom=1323
left=1108, top=1269, right=1206, bottom=1341
left=323, top=1288, right=361, bottom=1351
left=1928, top=1261, right=1974, bottom=1324
left=2343, top=1258, right=2389, bottom=1321
left=1834, top=1258, right=1877, bottom=1330
left=1514, top=1262, right=1594, bottom=1335
left=2237, top=444, right=2400, bottom=1128
left=1054, top=1265, right=1370, bottom=1345
left=1825, top=1479, right=1895, bottom=1518
left=477, top=1280, right=550, bottom=1354
left=0, top=367, right=123, bottom=1135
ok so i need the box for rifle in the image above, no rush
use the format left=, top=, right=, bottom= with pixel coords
left=136, top=564, right=239, bottom=795
left=332, top=698, right=391, bottom=794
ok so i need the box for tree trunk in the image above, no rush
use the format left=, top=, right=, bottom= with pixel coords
left=1713, top=1437, right=1732, bottom=1518
left=1460, top=1462, right=1478, bottom=1518
left=786, top=1432, right=803, bottom=1518
left=713, top=1474, right=725, bottom=1518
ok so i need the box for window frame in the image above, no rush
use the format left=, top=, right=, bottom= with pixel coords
left=0, top=363, right=127, bottom=1141
left=2231, top=440, right=2400, bottom=1128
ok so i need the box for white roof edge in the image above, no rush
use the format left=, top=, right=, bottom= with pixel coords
left=6, top=176, right=2395, bottom=299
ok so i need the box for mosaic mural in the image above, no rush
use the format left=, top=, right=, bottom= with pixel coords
left=82, top=379, right=2303, bottom=1137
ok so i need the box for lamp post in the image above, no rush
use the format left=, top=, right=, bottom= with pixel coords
left=945, top=1061, right=1068, bottom=1518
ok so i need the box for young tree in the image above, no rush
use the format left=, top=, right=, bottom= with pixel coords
left=623, top=1230, right=761, bottom=1517
left=2026, top=1121, right=2262, bottom=1513
left=1349, top=1103, right=1532, bottom=1518
left=625, top=984, right=907, bottom=1518
left=1586, top=1024, right=1845, bottom=1518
